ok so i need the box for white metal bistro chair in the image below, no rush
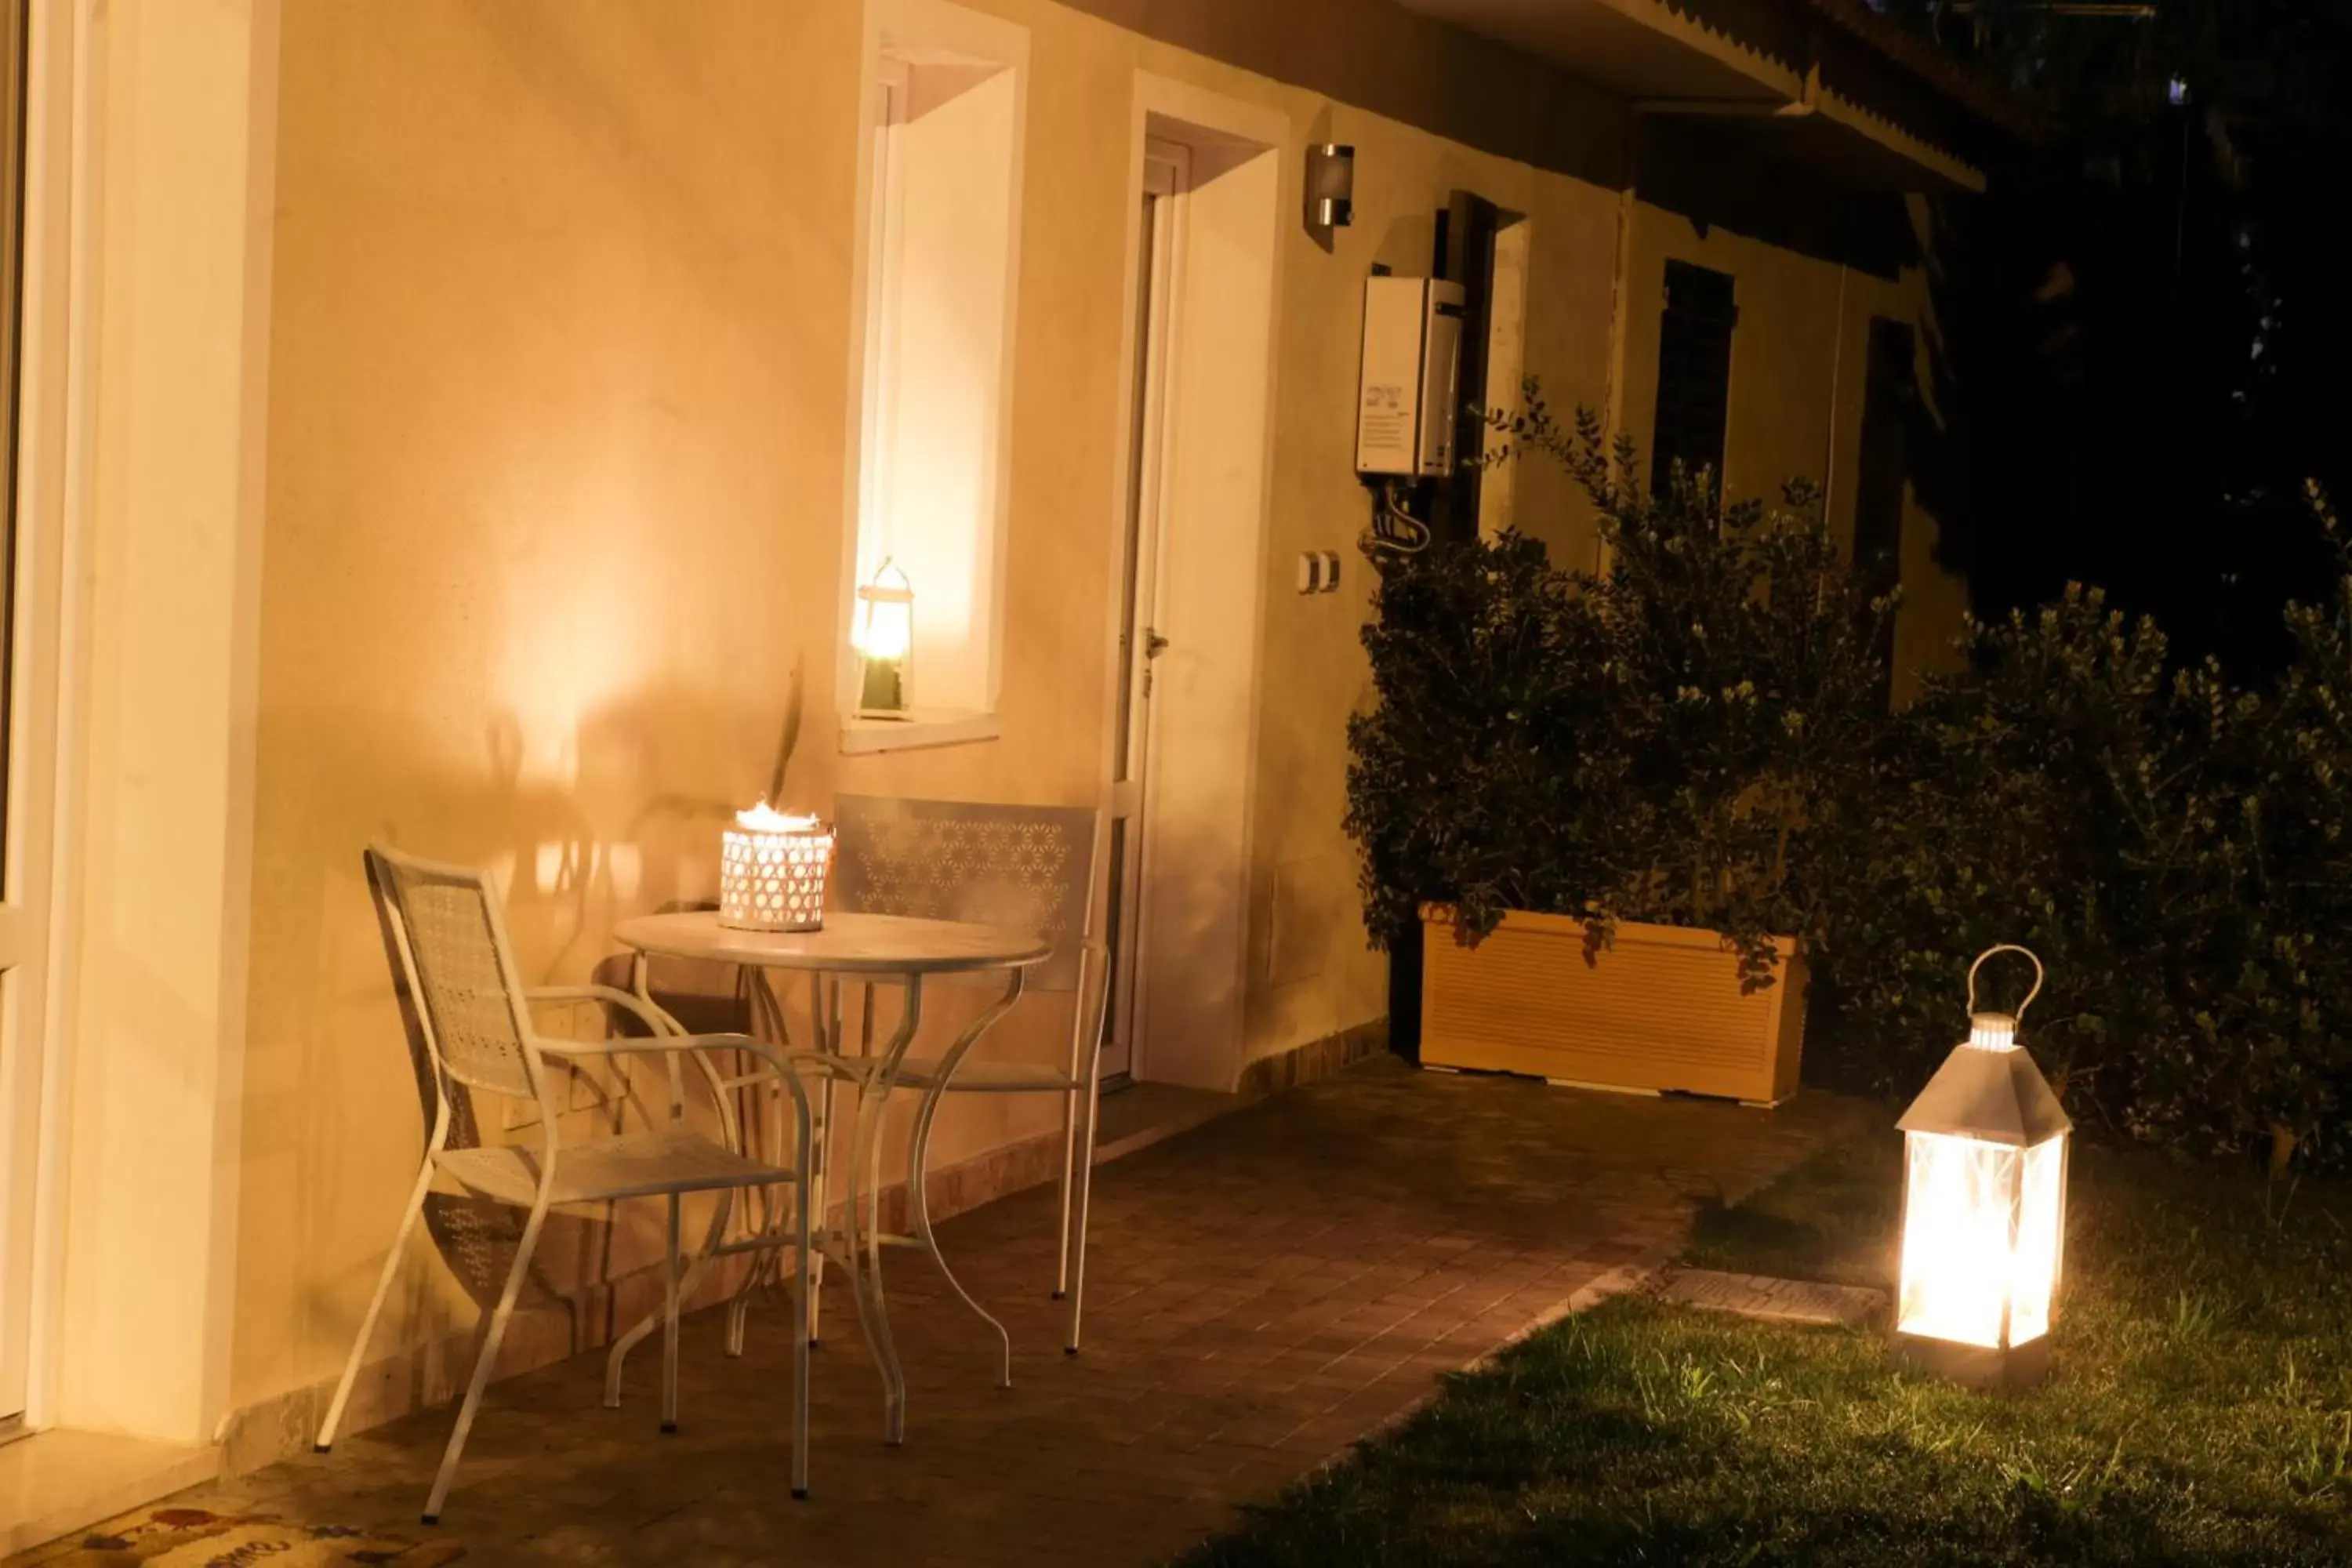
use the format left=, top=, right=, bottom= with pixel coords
left=318, top=846, right=818, bottom=1523
left=826, top=795, right=1109, bottom=1376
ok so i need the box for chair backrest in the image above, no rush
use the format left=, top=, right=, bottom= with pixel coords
left=364, top=849, right=487, bottom=1150
left=362, top=848, right=555, bottom=1310
left=366, top=844, right=545, bottom=1105
left=831, top=796, right=1099, bottom=993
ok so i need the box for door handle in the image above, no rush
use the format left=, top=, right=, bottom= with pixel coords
left=1145, top=630, right=1171, bottom=659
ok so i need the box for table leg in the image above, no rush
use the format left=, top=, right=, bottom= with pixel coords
left=794, top=972, right=838, bottom=1347
left=840, top=975, right=922, bottom=1444
left=604, top=952, right=738, bottom=1407
left=726, top=972, right=797, bottom=1358
left=906, top=968, right=1027, bottom=1388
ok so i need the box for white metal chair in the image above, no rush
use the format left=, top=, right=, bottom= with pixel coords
left=828, top=796, right=1109, bottom=1375
left=318, top=845, right=818, bottom=1523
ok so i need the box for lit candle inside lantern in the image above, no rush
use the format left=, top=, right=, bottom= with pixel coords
left=1894, top=946, right=2071, bottom=1388
left=853, top=557, right=913, bottom=718
left=720, top=803, right=834, bottom=932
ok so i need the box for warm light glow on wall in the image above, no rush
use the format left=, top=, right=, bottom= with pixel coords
left=485, top=472, right=658, bottom=789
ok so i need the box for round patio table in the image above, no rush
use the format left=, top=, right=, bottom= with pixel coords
left=609, top=909, right=1050, bottom=1446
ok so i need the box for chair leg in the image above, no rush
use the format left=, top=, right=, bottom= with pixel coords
left=661, top=1192, right=682, bottom=1434
left=859, top=1094, right=907, bottom=1443
left=1052, top=1084, right=1078, bottom=1301
left=316, top=1160, right=435, bottom=1452
left=835, top=1076, right=907, bottom=1444
left=808, top=1073, right=836, bottom=1347
left=423, top=1192, right=550, bottom=1524
left=725, top=1283, right=753, bottom=1359
left=604, top=1186, right=731, bottom=1408
left=792, top=1168, right=813, bottom=1500
left=909, top=1085, right=1011, bottom=1388
left=1066, top=1065, right=1104, bottom=1356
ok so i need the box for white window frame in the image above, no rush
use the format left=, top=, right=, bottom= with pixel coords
left=837, top=0, right=1028, bottom=756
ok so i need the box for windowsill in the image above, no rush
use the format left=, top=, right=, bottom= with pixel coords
left=837, top=709, right=1001, bottom=756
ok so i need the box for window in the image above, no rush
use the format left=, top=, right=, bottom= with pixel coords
left=1650, top=260, right=1736, bottom=499
left=840, top=1, right=1026, bottom=753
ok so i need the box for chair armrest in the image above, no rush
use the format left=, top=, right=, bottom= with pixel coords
left=526, top=982, right=688, bottom=1040
left=536, top=1031, right=769, bottom=1060
left=528, top=989, right=816, bottom=1134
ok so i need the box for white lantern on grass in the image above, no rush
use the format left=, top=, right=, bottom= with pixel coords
left=1894, top=944, right=2072, bottom=1388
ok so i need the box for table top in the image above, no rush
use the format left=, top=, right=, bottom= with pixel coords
left=613, top=909, right=1051, bottom=975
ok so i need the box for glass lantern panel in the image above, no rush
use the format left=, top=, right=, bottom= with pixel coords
left=2007, top=1133, right=2066, bottom=1344
left=1898, top=1131, right=2021, bottom=1349
left=855, top=594, right=913, bottom=661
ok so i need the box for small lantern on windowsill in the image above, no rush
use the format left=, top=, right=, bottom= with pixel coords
left=719, top=803, right=833, bottom=932
left=1894, top=944, right=2073, bottom=1388
left=853, top=557, right=913, bottom=720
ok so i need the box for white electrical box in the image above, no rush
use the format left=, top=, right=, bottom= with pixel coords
left=1355, top=275, right=1465, bottom=477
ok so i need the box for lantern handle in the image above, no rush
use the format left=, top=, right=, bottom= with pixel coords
left=1966, top=944, right=2044, bottom=1023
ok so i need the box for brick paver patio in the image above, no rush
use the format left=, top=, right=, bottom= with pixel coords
left=30, top=1058, right=1875, bottom=1566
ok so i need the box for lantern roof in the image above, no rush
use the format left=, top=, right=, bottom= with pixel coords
left=1897, top=1037, right=2072, bottom=1146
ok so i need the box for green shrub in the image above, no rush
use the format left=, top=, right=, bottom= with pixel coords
left=1345, top=392, right=2352, bottom=1170
left=1816, top=542, right=2352, bottom=1170
left=1345, top=400, right=1892, bottom=990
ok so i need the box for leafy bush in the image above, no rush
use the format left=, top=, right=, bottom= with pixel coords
left=1345, top=388, right=2352, bottom=1170
left=1820, top=488, right=2352, bottom=1168
left=1345, top=401, right=1892, bottom=989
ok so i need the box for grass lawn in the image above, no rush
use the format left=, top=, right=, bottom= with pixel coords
left=1189, top=1129, right=2352, bottom=1566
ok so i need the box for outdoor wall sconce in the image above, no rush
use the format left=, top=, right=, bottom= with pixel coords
left=720, top=803, right=833, bottom=932
left=1305, top=143, right=1354, bottom=232
left=853, top=557, right=914, bottom=718
left=1895, top=944, right=2072, bottom=1388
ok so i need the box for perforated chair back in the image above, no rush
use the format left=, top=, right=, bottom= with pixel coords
left=831, top=796, right=1098, bottom=992
left=368, top=844, right=545, bottom=1104
left=363, top=848, right=564, bottom=1312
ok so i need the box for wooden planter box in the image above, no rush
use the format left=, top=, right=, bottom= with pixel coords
left=1419, top=907, right=1807, bottom=1106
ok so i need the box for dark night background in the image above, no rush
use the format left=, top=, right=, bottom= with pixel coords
left=1889, top=0, right=2351, bottom=677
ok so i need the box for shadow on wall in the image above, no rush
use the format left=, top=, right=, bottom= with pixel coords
left=1374, top=212, right=1439, bottom=279
left=260, top=683, right=785, bottom=1406
left=1638, top=118, right=1918, bottom=281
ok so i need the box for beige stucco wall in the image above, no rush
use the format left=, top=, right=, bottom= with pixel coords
left=223, top=0, right=1970, bottom=1446
left=1613, top=134, right=1969, bottom=696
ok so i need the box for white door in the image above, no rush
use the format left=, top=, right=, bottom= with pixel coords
left=1100, top=141, right=1187, bottom=1084
left=1, top=0, right=60, bottom=1433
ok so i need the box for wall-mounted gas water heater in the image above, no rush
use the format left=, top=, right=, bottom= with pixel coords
left=1355, top=274, right=1465, bottom=479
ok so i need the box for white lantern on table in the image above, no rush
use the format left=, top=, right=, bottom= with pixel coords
left=720, top=803, right=833, bottom=932
left=1894, top=944, right=2072, bottom=1388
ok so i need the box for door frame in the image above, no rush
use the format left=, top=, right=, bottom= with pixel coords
left=1, top=0, right=94, bottom=1435
left=1092, top=74, right=1284, bottom=1092
left=1099, top=136, right=1186, bottom=1086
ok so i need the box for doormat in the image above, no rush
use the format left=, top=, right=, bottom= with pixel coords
left=19, top=1508, right=466, bottom=1567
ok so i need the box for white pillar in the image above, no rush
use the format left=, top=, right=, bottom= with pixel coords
left=50, top=0, right=278, bottom=1444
